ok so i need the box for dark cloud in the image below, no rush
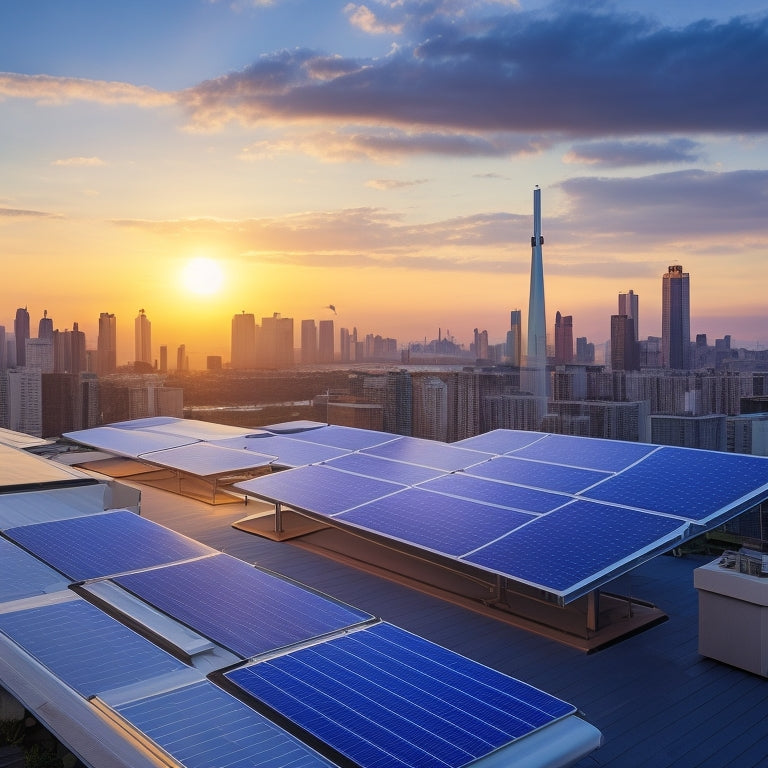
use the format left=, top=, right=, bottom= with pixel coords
left=564, top=138, right=702, bottom=167
left=181, top=7, right=768, bottom=136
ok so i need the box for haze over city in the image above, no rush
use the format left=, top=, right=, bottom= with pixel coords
left=2, top=0, right=767, bottom=368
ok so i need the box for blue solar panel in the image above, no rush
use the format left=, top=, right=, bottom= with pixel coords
left=338, top=488, right=535, bottom=557
left=279, top=425, right=394, bottom=451
left=214, top=434, right=350, bottom=467
left=237, top=464, right=404, bottom=517
left=420, top=472, right=567, bottom=514
left=363, top=436, right=491, bottom=471
left=464, top=500, right=688, bottom=593
left=467, top=456, right=611, bottom=494
left=114, top=680, right=335, bottom=768
left=0, top=538, right=70, bottom=602
left=0, top=597, right=187, bottom=697
left=225, top=622, right=574, bottom=768
left=583, top=447, right=768, bottom=522
left=453, top=429, right=548, bottom=455
left=323, top=452, right=444, bottom=485
left=5, top=510, right=212, bottom=580
left=114, top=554, right=372, bottom=658
left=513, top=434, right=659, bottom=472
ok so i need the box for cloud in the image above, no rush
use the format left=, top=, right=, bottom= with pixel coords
left=344, top=3, right=404, bottom=35
left=0, top=72, right=174, bottom=107
left=0, top=207, right=54, bottom=218
left=52, top=156, right=106, bottom=167
left=563, top=138, right=703, bottom=167
left=366, top=178, right=430, bottom=190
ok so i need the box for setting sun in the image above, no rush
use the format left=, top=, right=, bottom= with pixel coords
left=181, top=257, right=225, bottom=296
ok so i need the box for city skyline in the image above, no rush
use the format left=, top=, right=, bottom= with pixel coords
left=2, top=1, right=767, bottom=368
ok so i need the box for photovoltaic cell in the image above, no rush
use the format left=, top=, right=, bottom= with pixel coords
left=236, top=464, right=403, bottom=517
left=213, top=434, right=349, bottom=467
left=323, top=452, right=444, bottom=485
left=225, top=622, right=574, bottom=768
left=419, top=472, right=566, bottom=514
left=464, top=500, right=689, bottom=593
left=512, top=433, right=659, bottom=472
left=0, top=597, right=187, bottom=697
left=137, top=442, right=273, bottom=475
left=363, top=436, right=491, bottom=471
left=582, top=447, right=768, bottom=522
left=5, top=510, right=212, bottom=581
left=0, top=538, right=70, bottom=602
left=453, top=429, right=548, bottom=455
left=63, top=425, right=196, bottom=458
left=280, top=425, right=394, bottom=451
left=114, top=554, right=372, bottom=658
left=113, top=680, right=335, bottom=768
left=337, top=488, right=535, bottom=557
left=466, top=456, right=610, bottom=494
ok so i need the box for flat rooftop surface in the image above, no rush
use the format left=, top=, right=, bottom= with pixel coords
left=134, top=481, right=768, bottom=768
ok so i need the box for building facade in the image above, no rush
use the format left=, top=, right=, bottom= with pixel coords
left=661, top=265, right=691, bottom=370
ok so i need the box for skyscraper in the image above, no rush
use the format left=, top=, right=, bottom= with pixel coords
left=14, top=307, right=30, bottom=368
left=300, top=320, right=317, bottom=364
left=97, top=312, right=117, bottom=376
left=38, top=310, right=54, bottom=340
left=610, top=314, right=639, bottom=371
left=553, top=311, right=573, bottom=365
left=618, top=290, right=639, bottom=342
left=662, top=265, right=691, bottom=370
left=260, top=313, right=294, bottom=369
left=526, top=187, right=547, bottom=403
left=231, top=312, right=257, bottom=369
left=134, top=309, right=152, bottom=367
left=507, top=310, right=522, bottom=366
left=318, top=320, right=334, bottom=363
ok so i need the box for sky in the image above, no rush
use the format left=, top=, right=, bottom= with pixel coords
left=1, top=0, right=767, bottom=368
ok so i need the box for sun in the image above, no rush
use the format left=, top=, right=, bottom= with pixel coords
left=181, top=257, right=224, bottom=296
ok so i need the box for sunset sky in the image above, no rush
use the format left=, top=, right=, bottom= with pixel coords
left=2, top=0, right=767, bottom=368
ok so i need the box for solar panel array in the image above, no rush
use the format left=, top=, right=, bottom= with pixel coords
left=0, top=478, right=596, bottom=767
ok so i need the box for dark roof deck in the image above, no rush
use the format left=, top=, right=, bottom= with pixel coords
left=139, top=486, right=768, bottom=768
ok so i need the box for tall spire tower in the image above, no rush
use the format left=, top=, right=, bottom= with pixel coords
left=526, top=186, right=547, bottom=401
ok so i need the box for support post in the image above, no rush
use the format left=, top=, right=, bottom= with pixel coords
left=275, top=502, right=283, bottom=534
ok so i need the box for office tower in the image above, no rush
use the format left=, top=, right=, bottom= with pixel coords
left=610, top=315, right=639, bottom=371
left=554, top=312, right=573, bottom=365
left=14, top=307, right=30, bottom=367
left=339, top=327, right=351, bottom=362
left=159, top=345, right=168, bottom=373
left=526, top=187, right=547, bottom=405
left=38, top=310, right=54, bottom=340
left=71, top=322, right=86, bottom=374
left=618, top=290, right=639, bottom=342
left=662, top=265, right=691, bottom=370
left=0, top=326, right=5, bottom=371
left=25, top=338, right=54, bottom=373
left=260, top=313, right=294, bottom=369
left=473, top=328, right=489, bottom=361
left=97, top=312, right=117, bottom=376
left=300, top=320, right=317, bottom=364
left=318, top=320, right=334, bottom=363
left=176, top=344, right=186, bottom=372
left=134, top=309, right=152, bottom=367
left=507, top=310, right=522, bottom=366
left=53, top=329, right=71, bottom=374
left=6, top=368, right=42, bottom=436
left=576, top=337, right=595, bottom=364
left=412, top=376, right=448, bottom=441
left=231, top=312, right=257, bottom=369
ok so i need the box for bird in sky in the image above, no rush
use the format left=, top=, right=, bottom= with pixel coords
left=326, top=304, right=337, bottom=315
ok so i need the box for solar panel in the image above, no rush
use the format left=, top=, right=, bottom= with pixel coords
left=280, top=425, right=395, bottom=451
left=114, top=554, right=372, bottom=658
left=63, top=426, right=196, bottom=458
left=453, top=429, right=548, bottom=455
left=582, top=447, right=768, bottom=523
left=112, top=680, right=335, bottom=768
left=464, top=500, right=689, bottom=594
left=419, top=472, right=567, bottom=514
left=323, top=452, right=444, bottom=485
left=466, top=456, right=611, bottom=494
left=225, top=622, right=575, bottom=768
left=142, top=419, right=255, bottom=441
left=338, top=488, right=536, bottom=557
left=212, top=434, right=349, bottom=467
left=137, top=442, right=273, bottom=476
left=0, top=596, right=188, bottom=697
left=236, top=464, right=404, bottom=517
left=363, top=436, right=491, bottom=471
left=512, top=433, right=659, bottom=472
left=0, top=484, right=108, bottom=530
left=5, top=510, right=212, bottom=580
left=0, top=538, right=70, bottom=602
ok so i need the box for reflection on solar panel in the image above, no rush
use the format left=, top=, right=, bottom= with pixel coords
left=363, top=436, right=491, bottom=471
left=225, top=622, right=575, bottom=768
left=0, top=485, right=108, bottom=530
left=466, top=456, right=610, bottom=494
left=114, top=554, right=372, bottom=658
left=237, top=464, right=404, bottom=516
left=112, top=680, right=335, bottom=768
left=0, top=597, right=187, bottom=697
left=512, top=433, right=659, bottom=472
left=142, top=419, right=254, bottom=441
left=64, top=425, right=197, bottom=458
left=323, top=452, right=444, bottom=485
left=137, top=442, right=273, bottom=476
left=212, top=434, right=349, bottom=467
left=0, top=538, right=70, bottom=601
left=464, top=500, right=688, bottom=592
left=282, top=425, right=394, bottom=451
left=583, top=447, right=768, bottom=523
left=339, top=489, right=535, bottom=557
left=419, top=472, right=566, bottom=514
left=5, top=510, right=212, bottom=580
left=454, top=429, right=547, bottom=455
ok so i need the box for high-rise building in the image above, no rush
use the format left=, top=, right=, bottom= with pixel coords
left=473, top=328, right=489, bottom=361
left=14, top=307, right=30, bottom=368
left=618, top=290, right=639, bottom=342
left=318, top=320, right=334, bottom=363
left=662, top=265, right=691, bottom=370
left=97, top=312, right=117, bottom=376
left=0, top=326, right=6, bottom=371
left=576, top=337, right=595, bottom=364
left=176, top=344, right=186, bottom=372
left=134, top=309, right=152, bottom=367
left=339, top=327, right=351, bottom=363
left=231, top=312, right=257, bottom=369
left=300, top=320, right=317, bottom=364
left=38, top=310, right=54, bottom=340
left=159, top=345, right=168, bottom=373
left=554, top=311, right=573, bottom=365
left=507, top=310, right=522, bottom=366
left=25, top=338, right=54, bottom=373
left=611, top=315, right=639, bottom=371
left=260, top=313, right=294, bottom=369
